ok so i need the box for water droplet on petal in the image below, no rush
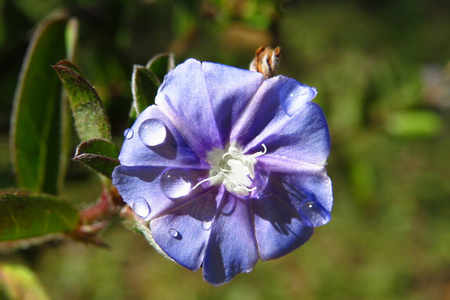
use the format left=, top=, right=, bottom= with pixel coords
left=160, top=168, right=192, bottom=199
left=132, top=197, right=151, bottom=219
left=124, top=128, right=133, bottom=139
left=202, top=220, right=213, bottom=231
left=299, top=200, right=331, bottom=227
left=280, top=80, right=317, bottom=117
left=169, top=228, right=182, bottom=240
left=139, top=118, right=167, bottom=147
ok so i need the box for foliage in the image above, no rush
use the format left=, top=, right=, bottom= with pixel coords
left=9, top=16, right=75, bottom=195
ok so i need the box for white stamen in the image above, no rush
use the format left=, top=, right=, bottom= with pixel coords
left=193, top=144, right=267, bottom=196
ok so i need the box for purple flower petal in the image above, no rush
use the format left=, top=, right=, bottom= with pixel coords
left=281, top=171, right=333, bottom=213
left=150, top=191, right=218, bottom=270
left=245, top=102, right=330, bottom=166
left=119, top=105, right=208, bottom=169
left=279, top=79, right=317, bottom=117
left=202, top=190, right=259, bottom=285
left=230, top=76, right=291, bottom=147
left=201, top=62, right=264, bottom=145
left=112, top=165, right=209, bottom=220
left=252, top=181, right=314, bottom=260
left=256, top=167, right=333, bottom=212
left=156, top=59, right=222, bottom=157
left=231, top=76, right=326, bottom=166
left=251, top=170, right=331, bottom=260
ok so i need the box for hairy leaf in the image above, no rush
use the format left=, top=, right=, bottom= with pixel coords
left=73, top=139, right=119, bottom=177
left=0, top=191, right=79, bottom=242
left=146, top=52, right=175, bottom=83
left=129, top=53, right=174, bottom=121
left=53, top=60, right=112, bottom=141
left=131, top=65, right=160, bottom=117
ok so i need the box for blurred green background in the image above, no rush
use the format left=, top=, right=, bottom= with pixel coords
left=1, top=0, right=449, bottom=299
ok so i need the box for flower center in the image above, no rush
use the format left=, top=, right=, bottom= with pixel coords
left=194, top=144, right=267, bottom=196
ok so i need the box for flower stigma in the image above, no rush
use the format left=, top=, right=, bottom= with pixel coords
left=193, top=144, right=267, bottom=196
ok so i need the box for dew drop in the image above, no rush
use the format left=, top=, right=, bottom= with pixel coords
left=169, top=228, right=181, bottom=240
left=299, top=200, right=331, bottom=227
left=124, top=128, right=133, bottom=139
left=160, top=168, right=192, bottom=199
left=279, top=80, right=317, bottom=117
left=138, top=118, right=167, bottom=147
left=202, top=220, right=213, bottom=231
left=132, top=197, right=151, bottom=219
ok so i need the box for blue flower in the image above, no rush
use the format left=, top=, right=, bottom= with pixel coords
left=112, top=59, right=333, bottom=285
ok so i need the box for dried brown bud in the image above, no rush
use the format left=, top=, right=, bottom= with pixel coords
left=249, top=46, right=281, bottom=79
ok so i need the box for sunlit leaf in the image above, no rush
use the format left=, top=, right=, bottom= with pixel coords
left=131, top=65, right=160, bottom=117
left=129, top=53, right=174, bottom=121
left=73, top=139, right=119, bottom=177
left=0, top=191, right=79, bottom=242
left=53, top=60, right=112, bottom=141
left=10, top=15, right=76, bottom=195
left=0, top=263, right=51, bottom=300
left=145, top=52, right=175, bottom=83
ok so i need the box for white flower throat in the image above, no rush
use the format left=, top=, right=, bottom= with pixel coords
left=194, top=144, right=267, bottom=196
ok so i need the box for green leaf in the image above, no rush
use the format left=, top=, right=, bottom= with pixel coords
left=131, top=65, right=160, bottom=117
left=145, top=52, right=175, bottom=83
left=73, top=155, right=119, bottom=178
left=73, top=139, right=119, bottom=177
left=0, top=264, right=51, bottom=300
left=0, top=191, right=79, bottom=242
left=53, top=60, right=112, bottom=141
left=59, top=18, right=79, bottom=186
left=10, top=15, right=77, bottom=195
left=132, top=66, right=159, bottom=112
left=75, top=138, right=118, bottom=159
left=129, top=53, right=174, bottom=121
